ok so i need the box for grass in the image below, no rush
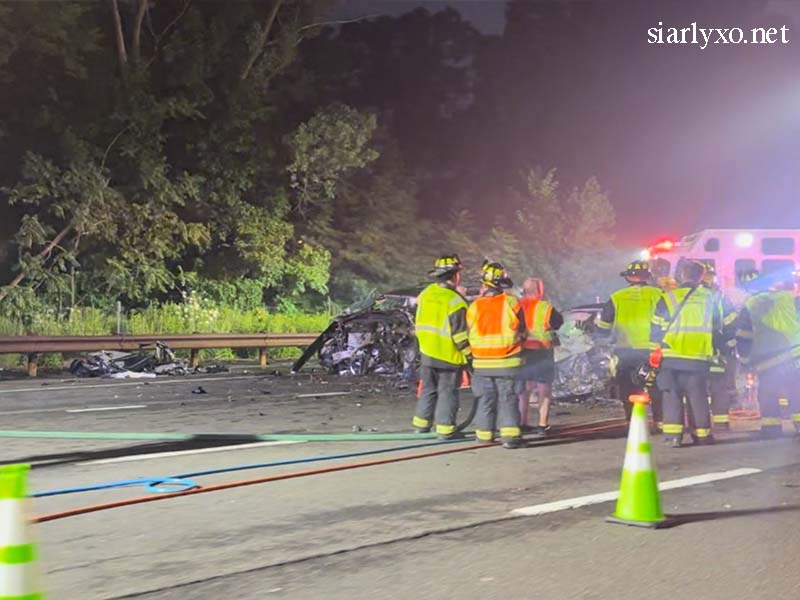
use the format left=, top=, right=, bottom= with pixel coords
left=0, top=304, right=332, bottom=370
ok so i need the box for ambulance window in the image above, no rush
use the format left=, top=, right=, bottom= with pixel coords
left=761, top=237, right=795, bottom=255
left=703, top=238, right=720, bottom=252
left=735, top=259, right=756, bottom=275
left=761, top=259, right=795, bottom=276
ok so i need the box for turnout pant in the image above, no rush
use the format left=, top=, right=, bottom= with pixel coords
left=472, top=374, right=521, bottom=443
left=757, top=363, right=800, bottom=436
left=413, top=366, right=460, bottom=436
left=615, top=351, right=663, bottom=425
left=709, top=359, right=736, bottom=428
left=658, top=368, right=711, bottom=441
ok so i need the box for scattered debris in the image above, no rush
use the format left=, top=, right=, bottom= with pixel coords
left=69, top=343, right=229, bottom=379
left=191, top=386, right=208, bottom=395
left=352, top=425, right=362, bottom=432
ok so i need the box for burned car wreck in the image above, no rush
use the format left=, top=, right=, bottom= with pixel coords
left=293, top=292, right=616, bottom=401
left=551, top=304, right=616, bottom=401
left=291, top=289, right=420, bottom=377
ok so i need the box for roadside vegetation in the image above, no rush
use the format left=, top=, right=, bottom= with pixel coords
left=0, top=1, right=631, bottom=373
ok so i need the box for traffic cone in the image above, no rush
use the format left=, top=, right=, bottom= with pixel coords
left=0, top=464, right=43, bottom=599
left=607, top=394, right=666, bottom=528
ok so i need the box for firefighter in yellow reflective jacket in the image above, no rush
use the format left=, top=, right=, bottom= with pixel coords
left=735, top=269, right=800, bottom=438
left=699, top=261, right=739, bottom=431
left=651, top=260, right=724, bottom=448
left=596, top=261, right=663, bottom=423
left=412, top=255, right=471, bottom=439
left=467, top=262, right=527, bottom=449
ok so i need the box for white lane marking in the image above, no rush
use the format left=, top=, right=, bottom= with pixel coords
left=77, top=440, right=302, bottom=465
left=510, top=468, right=763, bottom=516
left=65, top=405, right=147, bottom=413
left=0, top=374, right=262, bottom=395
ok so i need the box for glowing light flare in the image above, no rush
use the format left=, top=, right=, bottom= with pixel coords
left=640, top=249, right=651, bottom=261
left=735, top=232, right=754, bottom=248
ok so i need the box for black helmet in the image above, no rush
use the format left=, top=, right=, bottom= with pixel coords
left=620, top=261, right=651, bottom=280
left=738, top=268, right=760, bottom=288
left=428, top=254, right=463, bottom=278
left=481, top=261, right=513, bottom=289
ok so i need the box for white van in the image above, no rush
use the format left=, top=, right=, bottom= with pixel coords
left=642, top=229, right=800, bottom=294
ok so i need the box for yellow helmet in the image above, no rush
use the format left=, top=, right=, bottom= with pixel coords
left=428, top=254, right=463, bottom=278
left=481, top=261, right=513, bottom=289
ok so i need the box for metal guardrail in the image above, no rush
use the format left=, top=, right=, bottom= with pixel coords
left=0, top=333, right=320, bottom=377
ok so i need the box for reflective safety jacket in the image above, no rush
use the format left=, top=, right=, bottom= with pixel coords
left=650, top=285, right=722, bottom=370
left=735, top=291, right=800, bottom=372
left=597, top=284, right=662, bottom=350
left=415, top=283, right=470, bottom=369
left=519, top=297, right=562, bottom=350
left=467, top=291, right=525, bottom=375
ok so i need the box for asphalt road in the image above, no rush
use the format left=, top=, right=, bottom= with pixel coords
left=2, top=364, right=799, bottom=599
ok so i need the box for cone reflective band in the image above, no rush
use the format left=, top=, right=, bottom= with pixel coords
left=0, top=464, right=43, bottom=599
left=607, top=394, right=666, bottom=528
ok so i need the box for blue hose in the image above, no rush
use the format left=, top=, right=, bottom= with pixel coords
left=32, top=438, right=471, bottom=498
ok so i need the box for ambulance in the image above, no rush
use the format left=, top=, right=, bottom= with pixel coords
left=641, top=229, right=800, bottom=297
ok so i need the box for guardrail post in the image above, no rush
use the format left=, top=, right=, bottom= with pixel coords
left=259, top=347, right=268, bottom=367
left=27, top=353, right=39, bottom=377
left=190, top=348, right=200, bottom=369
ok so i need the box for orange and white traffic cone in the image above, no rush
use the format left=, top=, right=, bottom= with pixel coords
left=0, top=464, right=43, bottom=599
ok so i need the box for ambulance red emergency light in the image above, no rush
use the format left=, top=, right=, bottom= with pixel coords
left=640, top=229, right=800, bottom=295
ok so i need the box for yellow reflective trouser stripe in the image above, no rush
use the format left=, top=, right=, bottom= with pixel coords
left=712, top=414, right=730, bottom=424
left=663, top=423, right=684, bottom=434
left=792, top=414, right=800, bottom=423
left=736, top=329, right=754, bottom=339
left=412, top=416, right=430, bottom=428
left=500, top=426, right=520, bottom=438
left=436, top=424, right=456, bottom=435
left=779, top=398, right=789, bottom=407
left=761, top=417, right=782, bottom=426
left=596, top=320, right=612, bottom=330
left=472, top=357, right=522, bottom=369
left=694, top=428, right=711, bottom=438
left=476, top=430, right=494, bottom=441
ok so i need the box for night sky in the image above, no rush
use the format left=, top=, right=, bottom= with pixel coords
left=334, top=1, right=800, bottom=246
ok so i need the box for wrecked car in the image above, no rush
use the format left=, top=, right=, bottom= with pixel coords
left=552, top=304, right=616, bottom=401
left=291, top=289, right=420, bottom=377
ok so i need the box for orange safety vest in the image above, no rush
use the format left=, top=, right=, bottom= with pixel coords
left=520, top=297, right=553, bottom=350
left=467, top=293, right=523, bottom=370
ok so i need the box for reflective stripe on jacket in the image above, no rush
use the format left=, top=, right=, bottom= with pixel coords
left=597, top=285, right=662, bottom=350
left=467, top=292, right=523, bottom=371
left=652, top=286, right=718, bottom=363
left=520, top=297, right=553, bottom=350
left=736, top=291, right=800, bottom=372
left=415, top=283, right=470, bottom=367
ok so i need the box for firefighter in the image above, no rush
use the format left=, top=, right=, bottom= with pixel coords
left=596, top=261, right=663, bottom=424
left=516, top=277, right=563, bottom=437
left=735, top=269, right=800, bottom=438
left=651, top=260, right=723, bottom=448
left=467, top=262, right=527, bottom=449
left=699, top=261, right=739, bottom=431
left=412, top=254, right=471, bottom=439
